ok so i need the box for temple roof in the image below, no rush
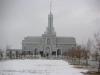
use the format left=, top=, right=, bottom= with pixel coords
left=56, top=37, right=76, bottom=45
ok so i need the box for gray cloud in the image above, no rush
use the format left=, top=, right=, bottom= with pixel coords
left=0, top=0, right=100, bottom=49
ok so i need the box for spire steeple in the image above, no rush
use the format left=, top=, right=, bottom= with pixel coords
left=50, top=0, right=52, bottom=13
left=47, top=0, right=55, bottom=34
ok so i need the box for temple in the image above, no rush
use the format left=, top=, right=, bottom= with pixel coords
left=22, top=1, right=76, bottom=57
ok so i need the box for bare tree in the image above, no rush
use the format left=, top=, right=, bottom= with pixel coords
left=86, top=39, right=93, bottom=65
left=94, top=32, right=100, bottom=72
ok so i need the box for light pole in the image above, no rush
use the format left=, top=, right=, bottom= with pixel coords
left=98, top=59, right=100, bottom=72
left=98, top=48, right=100, bottom=72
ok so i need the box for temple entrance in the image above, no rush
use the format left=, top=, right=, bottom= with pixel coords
left=40, top=51, right=44, bottom=57
left=45, top=47, right=50, bottom=57
left=52, top=51, right=56, bottom=56
left=57, top=49, right=61, bottom=56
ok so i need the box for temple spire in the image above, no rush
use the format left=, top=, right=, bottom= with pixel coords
left=50, top=0, right=52, bottom=13
left=47, top=0, right=55, bottom=34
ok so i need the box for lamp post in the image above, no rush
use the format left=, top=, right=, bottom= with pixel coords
left=98, top=48, right=100, bottom=72
left=98, top=59, right=100, bottom=72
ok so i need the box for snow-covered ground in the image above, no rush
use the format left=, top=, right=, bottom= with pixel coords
left=0, top=59, right=87, bottom=75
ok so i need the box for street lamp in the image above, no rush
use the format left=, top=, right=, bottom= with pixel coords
left=98, top=48, right=100, bottom=72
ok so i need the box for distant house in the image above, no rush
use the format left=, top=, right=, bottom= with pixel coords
left=6, top=49, right=22, bottom=59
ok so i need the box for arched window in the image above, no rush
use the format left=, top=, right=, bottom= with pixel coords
left=45, top=47, right=50, bottom=53
left=47, top=38, right=50, bottom=45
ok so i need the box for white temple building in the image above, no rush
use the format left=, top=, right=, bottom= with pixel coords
left=22, top=11, right=76, bottom=55
left=22, top=5, right=76, bottom=57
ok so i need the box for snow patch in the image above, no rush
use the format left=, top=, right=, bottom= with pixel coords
left=0, top=59, right=87, bottom=75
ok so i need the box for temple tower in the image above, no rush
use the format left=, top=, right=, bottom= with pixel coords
left=42, top=0, right=57, bottom=57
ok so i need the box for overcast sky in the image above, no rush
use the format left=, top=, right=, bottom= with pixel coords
left=0, top=0, right=100, bottom=49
